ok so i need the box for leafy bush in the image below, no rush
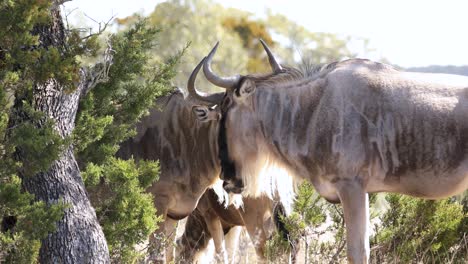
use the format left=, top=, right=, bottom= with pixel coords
left=372, top=194, right=467, bottom=263
left=0, top=176, right=65, bottom=264
left=75, top=18, right=181, bottom=262
left=266, top=181, right=466, bottom=264
left=84, top=158, right=162, bottom=262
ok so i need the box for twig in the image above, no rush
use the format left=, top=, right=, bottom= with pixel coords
left=63, top=6, right=78, bottom=32
left=54, top=0, right=72, bottom=7
left=420, top=229, right=441, bottom=260
left=80, top=35, right=115, bottom=97
left=330, top=216, right=346, bottom=262
left=83, top=13, right=99, bottom=25
left=81, top=13, right=116, bottom=40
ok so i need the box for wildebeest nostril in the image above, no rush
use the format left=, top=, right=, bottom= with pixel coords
left=234, top=180, right=244, bottom=189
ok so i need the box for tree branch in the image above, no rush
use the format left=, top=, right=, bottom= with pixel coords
left=81, top=14, right=116, bottom=40
left=62, top=6, right=78, bottom=33
left=330, top=216, right=346, bottom=261
left=56, top=0, right=72, bottom=5
left=80, top=36, right=115, bottom=97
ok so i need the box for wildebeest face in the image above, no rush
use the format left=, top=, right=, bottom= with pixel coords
left=194, top=79, right=260, bottom=194
left=194, top=40, right=287, bottom=195
left=191, top=102, right=240, bottom=189
left=217, top=79, right=269, bottom=194
left=193, top=93, right=244, bottom=193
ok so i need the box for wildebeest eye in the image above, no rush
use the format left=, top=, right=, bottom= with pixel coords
left=192, top=106, right=208, bottom=122
left=195, top=109, right=206, bottom=117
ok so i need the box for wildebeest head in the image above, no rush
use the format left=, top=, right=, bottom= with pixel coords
left=188, top=57, right=224, bottom=122
left=194, top=41, right=299, bottom=196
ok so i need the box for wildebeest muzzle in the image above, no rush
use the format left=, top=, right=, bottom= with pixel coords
left=222, top=179, right=244, bottom=194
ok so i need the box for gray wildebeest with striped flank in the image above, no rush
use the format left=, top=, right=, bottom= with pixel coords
left=117, top=42, right=296, bottom=263
left=195, top=42, right=468, bottom=263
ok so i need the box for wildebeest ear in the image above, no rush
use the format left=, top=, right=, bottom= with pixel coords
left=236, top=79, right=256, bottom=100
left=192, top=105, right=220, bottom=122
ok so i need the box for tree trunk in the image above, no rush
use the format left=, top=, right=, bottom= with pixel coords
left=16, top=3, right=110, bottom=263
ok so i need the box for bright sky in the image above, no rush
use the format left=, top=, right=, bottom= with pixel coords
left=64, top=0, right=468, bottom=68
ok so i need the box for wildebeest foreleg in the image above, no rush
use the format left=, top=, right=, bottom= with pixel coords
left=148, top=197, right=176, bottom=264
left=163, top=218, right=178, bottom=263
left=243, top=212, right=268, bottom=263
left=225, top=226, right=242, bottom=263
left=336, top=179, right=370, bottom=264
left=203, top=210, right=228, bottom=264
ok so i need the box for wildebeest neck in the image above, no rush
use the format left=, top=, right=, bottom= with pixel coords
left=252, top=76, right=327, bottom=178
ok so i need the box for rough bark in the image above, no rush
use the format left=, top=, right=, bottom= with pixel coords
left=14, top=2, right=110, bottom=263
left=20, top=78, right=109, bottom=263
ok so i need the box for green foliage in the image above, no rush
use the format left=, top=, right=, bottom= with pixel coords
left=32, top=46, right=80, bottom=88
left=267, top=184, right=466, bottom=263
left=10, top=115, right=69, bottom=177
left=0, top=235, right=41, bottom=264
left=268, top=183, right=466, bottom=263
left=75, top=18, right=179, bottom=165
left=0, top=1, right=72, bottom=261
left=265, top=232, right=292, bottom=263
left=266, top=182, right=331, bottom=263
left=372, top=194, right=467, bottom=263
left=0, top=0, right=50, bottom=84
left=0, top=176, right=66, bottom=263
left=294, top=182, right=327, bottom=227
left=84, top=158, right=162, bottom=262
left=293, top=183, right=348, bottom=262
left=74, top=18, right=179, bottom=261
left=0, top=0, right=98, bottom=91
left=73, top=109, right=113, bottom=154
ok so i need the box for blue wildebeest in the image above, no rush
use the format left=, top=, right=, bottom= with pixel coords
left=116, top=86, right=221, bottom=262
left=117, top=43, right=298, bottom=263
left=194, top=42, right=468, bottom=263
left=177, top=189, right=298, bottom=264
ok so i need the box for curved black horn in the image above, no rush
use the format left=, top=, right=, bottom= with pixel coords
left=260, top=39, right=282, bottom=73
left=188, top=57, right=224, bottom=104
left=203, top=42, right=241, bottom=89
